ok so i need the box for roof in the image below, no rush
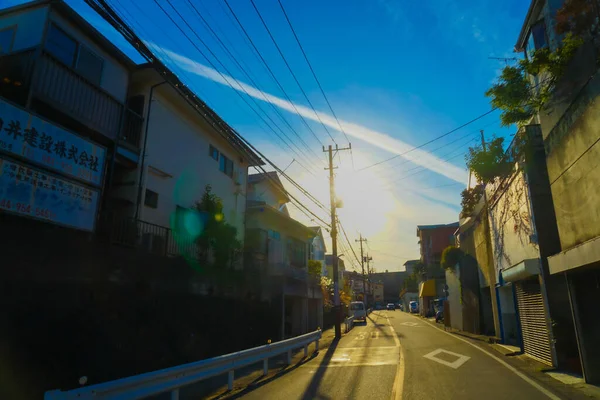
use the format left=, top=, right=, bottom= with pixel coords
left=403, top=259, right=420, bottom=266
left=1, top=0, right=136, bottom=70
left=515, top=0, right=543, bottom=52
left=248, top=171, right=290, bottom=202
left=246, top=203, right=315, bottom=238
left=416, top=222, right=459, bottom=234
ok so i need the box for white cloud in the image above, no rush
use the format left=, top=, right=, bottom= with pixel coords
left=157, top=46, right=469, bottom=184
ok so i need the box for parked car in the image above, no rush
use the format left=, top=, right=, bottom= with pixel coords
left=409, top=301, right=419, bottom=314
left=350, top=301, right=367, bottom=322
left=395, top=303, right=401, bottom=309
left=386, top=303, right=395, bottom=311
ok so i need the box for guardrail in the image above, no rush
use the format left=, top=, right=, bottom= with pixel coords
left=44, top=329, right=322, bottom=400
left=344, top=316, right=355, bottom=333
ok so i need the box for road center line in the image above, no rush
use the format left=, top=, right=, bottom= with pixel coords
left=410, top=314, right=561, bottom=400
left=385, top=312, right=404, bottom=400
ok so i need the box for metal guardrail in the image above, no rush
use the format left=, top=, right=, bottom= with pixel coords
left=344, top=316, right=355, bottom=333
left=44, top=329, right=322, bottom=400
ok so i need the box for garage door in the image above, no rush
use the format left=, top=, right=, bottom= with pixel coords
left=515, top=279, right=553, bottom=365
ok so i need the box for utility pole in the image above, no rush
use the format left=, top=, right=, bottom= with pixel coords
left=365, top=253, right=373, bottom=304
left=324, top=143, right=351, bottom=340
left=356, top=235, right=368, bottom=306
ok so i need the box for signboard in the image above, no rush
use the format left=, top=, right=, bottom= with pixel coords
left=0, top=157, right=99, bottom=231
left=351, top=279, right=365, bottom=293
left=0, top=98, right=106, bottom=187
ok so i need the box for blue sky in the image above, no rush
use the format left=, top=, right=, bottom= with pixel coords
left=7, top=0, right=530, bottom=271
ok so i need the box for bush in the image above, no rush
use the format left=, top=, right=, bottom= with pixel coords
left=441, top=246, right=463, bottom=271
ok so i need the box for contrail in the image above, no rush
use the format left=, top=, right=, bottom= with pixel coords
left=161, top=47, right=468, bottom=184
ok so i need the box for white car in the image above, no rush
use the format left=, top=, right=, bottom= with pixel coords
left=350, top=301, right=366, bottom=321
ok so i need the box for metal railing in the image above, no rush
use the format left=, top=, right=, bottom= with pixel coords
left=33, top=51, right=123, bottom=140
left=0, top=48, right=144, bottom=149
left=44, top=329, right=322, bottom=400
left=344, top=316, right=355, bottom=333
left=110, top=217, right=200, bottom=260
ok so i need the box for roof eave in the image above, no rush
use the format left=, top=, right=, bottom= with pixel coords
left=515, top=0, right=541, bottom=52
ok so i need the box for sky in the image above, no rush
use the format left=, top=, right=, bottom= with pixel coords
left=6, top=0, right=530, bottom=272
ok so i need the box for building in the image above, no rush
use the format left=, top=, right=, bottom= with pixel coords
left=512, top=0, right=599, bottom=381
left=105, top=64, right=261, bottom=268
left=324, top=254, right=346, bottom=284
left=370, top=271, right=407, bottom=303
left=309, top=226, right=327, bottom=276
left=403, top=259, right=420, bottom=275
left=416, top=222, right=458, bottom=316
left=244, top=171, right=321, bottom=338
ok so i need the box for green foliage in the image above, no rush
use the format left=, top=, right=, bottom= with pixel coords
left=465, top=136, right=513, bottom=184
left=556, top=0, right=598, bottom=37
left=308, top=260, right=322, bottom=277
left=485, top=34, right=583, bottom=126
left=441, top=246, right=463, bottom=271
left=194, top=185, right=241, bottom=268
left=460, top=185, right=483, bottom=216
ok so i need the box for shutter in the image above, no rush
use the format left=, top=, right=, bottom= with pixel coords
left=515, top=280, right=553, bottom=365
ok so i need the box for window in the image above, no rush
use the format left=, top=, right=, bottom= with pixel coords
left=0, top=27, right=15, bottom=55
left=526, top=21, right=547, bottom=58
left=268, top=230, right=281, bottom=241
left=209, top=144, right=219, bottom=161
left=219, top=153, right=234, bottom=178
left=45, top=24, right=104, bottom=84
left=76, top=45, right=103, bottom=85
left=45, top=24, right=78, bottom=66
left=144, top=189, right=158, bottom=209
left=287, top=237, right=306, bottom=268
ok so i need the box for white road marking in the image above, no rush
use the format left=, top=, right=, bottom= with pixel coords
left=409, top=314, right=561, bottom=400
left=400, top=322, right=421, bottom=327
left=385, top=312, right=404, bottom=400
left=423, top=348, right=471, bottom=369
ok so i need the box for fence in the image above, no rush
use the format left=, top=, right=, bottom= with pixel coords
left=110, top=217, right=200, bottom=260
left=44, top=329, right=322, bottom=400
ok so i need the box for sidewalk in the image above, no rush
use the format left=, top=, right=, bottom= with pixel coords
left=189, top=327, right=338, bottom=400
left=413, top=313, right=600, bottom=399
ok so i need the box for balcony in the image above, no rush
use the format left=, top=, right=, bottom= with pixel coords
left=0, top=48, right=143, bottom=149
left=110, top=217, right=200, bottom=260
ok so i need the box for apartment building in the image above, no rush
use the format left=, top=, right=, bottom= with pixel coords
left=244, top=171, right=322, bottom=338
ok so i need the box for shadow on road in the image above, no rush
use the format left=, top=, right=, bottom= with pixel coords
left=299, top=338, right=340, bottom=400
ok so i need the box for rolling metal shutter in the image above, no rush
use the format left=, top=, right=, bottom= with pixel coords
left=515, top=280, right=553, bottom=365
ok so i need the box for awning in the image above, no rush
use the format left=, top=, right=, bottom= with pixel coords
left=419, top=279, right=436, bottom=298
left=548, top=235, right=600, bottom=274
left=501, top=259, right=540, bottom=283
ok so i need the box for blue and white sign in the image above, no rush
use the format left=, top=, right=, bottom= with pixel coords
left=0, top=157, right=99, bottom=231
left=0, top=98, right=106, bottom=187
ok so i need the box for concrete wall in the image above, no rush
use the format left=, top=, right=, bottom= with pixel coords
left=488, top=169, right=541, bottom=275
left=545, top=74, right=600, bottom=251
left=0, top=5, right=48, bottom=51
left=445, top=268, right=463, bottom=331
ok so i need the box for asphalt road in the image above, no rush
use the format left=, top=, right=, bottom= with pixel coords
left=238, top=310, right=563, bottom=400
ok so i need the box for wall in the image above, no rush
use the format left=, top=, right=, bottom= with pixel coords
left=545, top=74, right=600, bottom=251
left=139, top=88, right=248, bottom=242
left=247, top=180, right=286, bottom=208
left=48, top=10, right=130, bottom=102
left=445, top=268, right=462, bottom=331
left=488, top=169, right=540, bottom=275
left=0, top=5, right=48, bottom=51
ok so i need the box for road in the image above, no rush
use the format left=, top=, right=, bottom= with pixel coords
left=238, top=310, right=561, bottom=400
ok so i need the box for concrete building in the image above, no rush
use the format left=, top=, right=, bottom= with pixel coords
left=403, top=259, right=420, bottom=275
left=514, top=0, right=598, bottom=381
left=244, top=171, right=322, bottom=338
left=416, top=222, right=458, bottom=316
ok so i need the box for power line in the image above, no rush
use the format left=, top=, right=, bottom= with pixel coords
left=276, top=0, right=351, bottom=146
left=222, top=0, right=326, bottom=147
left=184, top=0, right=324, bottom=173
left=357, top=107, right=498, bottom=172
left=158, top=0, right=325, bottom=166
left=249, top=0, right=336, bottom=144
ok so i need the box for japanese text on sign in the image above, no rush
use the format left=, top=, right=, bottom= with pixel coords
left=0, top=157, right=99, bottom=231
left=0, top=98, right=106, bottom=187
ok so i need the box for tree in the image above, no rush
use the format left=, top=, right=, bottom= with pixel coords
left=485, top=33, right=583, bottom=127
left=441, top=246, right=463, bottom=271
left=460, top=185, right=484, bottom=216
left=465, top=136, right=513, bottom=184
left=556, top=0, right=599, bottom=37
left=308, top=260, right=322, bottom=277
left=194, top=185, right=241, bottom=268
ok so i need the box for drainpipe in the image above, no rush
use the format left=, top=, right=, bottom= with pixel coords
left=135, top=81, right=167, bottom=220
